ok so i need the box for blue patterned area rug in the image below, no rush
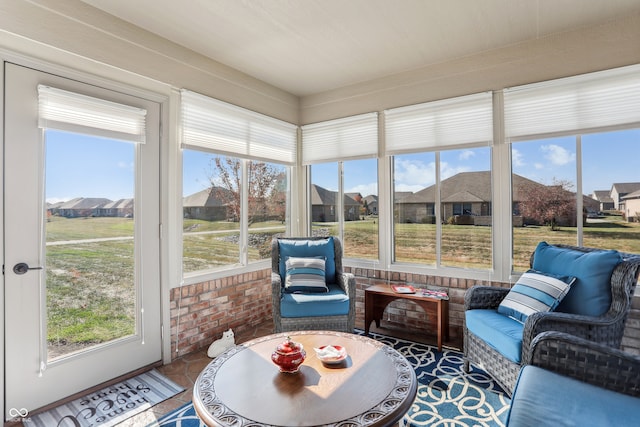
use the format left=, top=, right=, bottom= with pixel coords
left=151, top=331, right=510, bottom=427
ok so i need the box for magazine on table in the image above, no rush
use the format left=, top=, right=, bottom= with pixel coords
left=419, top=288, right=449, bottom=300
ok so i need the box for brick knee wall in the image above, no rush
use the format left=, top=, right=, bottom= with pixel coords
left=169, top=269, right=272, bottom=358
left=169, top=268, right=640, bottom=360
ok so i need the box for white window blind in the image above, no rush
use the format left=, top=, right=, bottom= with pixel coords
left=384, top=92, right=493, bottom=155
left=504, top=64, right=640, bottom=140
left=181, top=90, right=297, bottom=165
left=301, top=112, right=378, bottom=164
left=37, top=85, right=147, bottom=143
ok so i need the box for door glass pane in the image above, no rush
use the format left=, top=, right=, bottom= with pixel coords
left=247, top=160, right=288, bottom=262
left=183, top=151, right=241, bottom=272
left=45, top=130, right=136, bottom=360
left=393, top=152, right=437, bottom=265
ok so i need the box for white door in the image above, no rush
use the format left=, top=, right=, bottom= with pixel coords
left=4, top=63, right=162, bottom=419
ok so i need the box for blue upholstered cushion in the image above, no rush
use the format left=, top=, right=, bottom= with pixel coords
left=507, top=365, right=640, bottom=426
left=465, top=309, right=524, bottom=363
left=498, top=269, right=575, bottom=323
left=532, top=242, right=622, bottom=316
left=284, top=256, right=328, bottom=293
left=278, top=237, right=336, bottom=284
left=280, top=284, right=350, bottom=318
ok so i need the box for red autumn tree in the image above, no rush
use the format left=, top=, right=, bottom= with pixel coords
left=208, top=156, right=285, bottom=225
left=518, top=179, right=576, bottom=230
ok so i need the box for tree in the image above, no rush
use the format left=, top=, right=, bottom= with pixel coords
left=208, top=156, right=285, bottom=225
left=517, top=179, right=576, bottom=231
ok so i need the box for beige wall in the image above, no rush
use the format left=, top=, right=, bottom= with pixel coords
left=2, top=1, right=639, bottom=126
left=299, top=12, right=640, bottom=124
left=0, top=0, right=299, bottom=124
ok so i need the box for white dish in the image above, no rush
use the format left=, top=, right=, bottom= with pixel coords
left=315, top=345, right=348, bottom=364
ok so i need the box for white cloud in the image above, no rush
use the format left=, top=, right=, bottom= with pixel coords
left=440, top=162, right=471, bottom=180
left=459, top=150, right=475, bottom=160
left=345, top=183, right=378, bottom=197
left=395, top=184, right=426, bottom=193
left=541, top=144, right=575, bottom=166
left=534, top=162, right=544, bottom=170
left=512, top=148, right=525, bottom=167
left=394, top=158, right=436, bottom=187
left=117, top=161, right=134, bottom=170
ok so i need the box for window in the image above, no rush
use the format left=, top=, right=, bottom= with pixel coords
left=511, top=137, right=577, bottom=270
left=302, top=113, right=379, bottom=261
left=440, top=147, right=492, bottom=269
left=181, top=90, right=296, bottom=276
left=386, top=92, right=493, bottom=270
left=393, top=152, right=437, bottom=265
left=310, top=158, right=379, bottom=259
left=505, top=64, right=640, bottom=272
left=582, top=130, right=640, bottom=252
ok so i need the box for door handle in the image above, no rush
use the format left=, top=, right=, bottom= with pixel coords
left=13, top=263, right=44, bottom=275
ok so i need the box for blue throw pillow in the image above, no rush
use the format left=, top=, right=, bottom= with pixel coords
left=498, top=269, right=576, bottom=323
left=284, top=256, right=328, bottom=293
left=532, top=242, right=622, bottom=316
left=278, top=237, right=336, bottom=284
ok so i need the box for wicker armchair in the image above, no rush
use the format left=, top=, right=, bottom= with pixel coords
left=463, top=244, right=640, bottom=395
left=525, top=331, right=640, bottom=395
left=271, top=236, right=356, bottom=333
left=506, top=331, right=640, bottom=426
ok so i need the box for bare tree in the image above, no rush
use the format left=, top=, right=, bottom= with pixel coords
left=518, top=179, right=576, bottom=230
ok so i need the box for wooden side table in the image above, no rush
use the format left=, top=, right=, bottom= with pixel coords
left=365, top=284, right=449, bottom=351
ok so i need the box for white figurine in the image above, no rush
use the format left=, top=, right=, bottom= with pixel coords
left=207, top=329, right=235, bottom=358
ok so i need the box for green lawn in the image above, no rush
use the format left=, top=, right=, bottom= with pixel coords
left=45, top=214, right=640, bottom=354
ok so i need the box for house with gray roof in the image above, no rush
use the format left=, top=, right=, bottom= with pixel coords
left=56, top=197, right=112, bottom=218
left=611, top=182, right=640, bottom=210
left=311, top=184, right=360, bottom=222
left=591, top=190, right=615, bottom=212
left=621, top=189, right=640, bottom=222
left=395, top=171, right=598, bottom=226
left=97, top=198, right=134, bottom=218
left=183, top=187, right=231, bottom=221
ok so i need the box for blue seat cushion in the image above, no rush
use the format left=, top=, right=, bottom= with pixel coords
left=465, top=309, right=524, bottom=363
left=278, top=237, right=336, bottom=284
left=532, top=241, right=622, bottom=317
left=280, top=284, right=349, bottom=318
left=507, top=365, right=640, bottom=426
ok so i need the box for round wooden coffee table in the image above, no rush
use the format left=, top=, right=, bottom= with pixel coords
left=193, top=330, right=417, bottom=427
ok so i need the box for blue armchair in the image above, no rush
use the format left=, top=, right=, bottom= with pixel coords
left=271, top=236, right=356, bottom=333
left=463, top=242, right=640, bottom=395
left=507, top=331, right=640, bottom=426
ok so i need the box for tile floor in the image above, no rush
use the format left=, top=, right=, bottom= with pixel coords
left=13, top=320, right=461, bottom=426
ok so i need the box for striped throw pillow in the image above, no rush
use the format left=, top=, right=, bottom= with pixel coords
left=284, top=256, right=328, bottom=293
left=498, top=269, right=576, bottom=323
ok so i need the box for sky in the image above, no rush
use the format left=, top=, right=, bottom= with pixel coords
left=45, top=128, right=640, bottom=203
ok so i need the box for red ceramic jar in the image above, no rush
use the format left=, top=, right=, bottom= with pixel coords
left=271, top=337, right=306, bottom=373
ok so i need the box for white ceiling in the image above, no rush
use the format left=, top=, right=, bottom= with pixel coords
left=81, top=0, right=640, bottom=97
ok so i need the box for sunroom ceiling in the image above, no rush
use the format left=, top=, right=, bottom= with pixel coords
left=81, top=0, right=640, bottom=97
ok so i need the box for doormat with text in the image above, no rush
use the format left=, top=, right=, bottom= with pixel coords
left=22, top=369, right=184, bottom=427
